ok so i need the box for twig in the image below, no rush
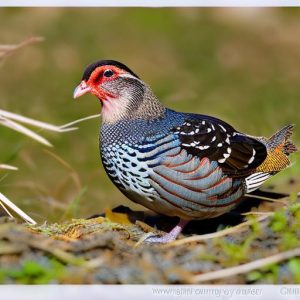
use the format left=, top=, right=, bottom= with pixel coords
left=164, top=215, right=269, bottom=248
left=191, top=247, right=300, bottom=283
left=0, top=192, right=37, bottom=225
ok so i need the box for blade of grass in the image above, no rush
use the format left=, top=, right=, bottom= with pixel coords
left=59, top=114, right=101, bottom=129
left=62, top=187, right=87, bottom=220
left=0, top=200, right=15, bottom=219
left=0, top=109, right=77, bottom=132
left=0, top=116, right=52, bottom=147
left=163, top=215, right=269, bottom=248
left=191, top=247, right=300, bottom=283
left=43, top=149, right=81, bottom=191
left=0, top=173, right=9, bottom=184
left=0, top=192, right=37, bottom=225
left=242, top=211, right=274, bottom=216
left=0, top=164, right=18, bottom=170
left=244, top=193, right=288, bottom=204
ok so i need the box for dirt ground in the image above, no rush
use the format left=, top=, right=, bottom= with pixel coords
left=1, top=189, right=299, bottom=284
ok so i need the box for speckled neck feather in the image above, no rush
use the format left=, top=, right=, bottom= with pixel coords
left=101, top=81, right=166, bottom=124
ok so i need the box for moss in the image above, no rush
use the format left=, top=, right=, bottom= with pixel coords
left=0, top=259, right=66, bottom=284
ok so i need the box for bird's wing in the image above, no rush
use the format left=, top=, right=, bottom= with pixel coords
left=136, top=117, right=267, bottom=211
left=171, top=118, right=268, bottom=176
left=137, top=132, right=244, bottom=212
left=148, top=148, right=244, bottom=212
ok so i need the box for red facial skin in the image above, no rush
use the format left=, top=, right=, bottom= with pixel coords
left=84, top=65, right=127, bottom=101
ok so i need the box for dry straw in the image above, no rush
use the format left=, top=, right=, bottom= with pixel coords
left=0, top=109, right=100, bottom=224
left=0, top=37, right=101, bottom=224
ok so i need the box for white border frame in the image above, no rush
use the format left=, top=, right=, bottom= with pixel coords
left=1, top=1, right=300, bottom=7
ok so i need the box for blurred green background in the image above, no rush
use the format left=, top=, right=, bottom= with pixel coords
left=0, top=8, right=299, bottom=222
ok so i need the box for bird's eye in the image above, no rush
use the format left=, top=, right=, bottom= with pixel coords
left=103, top=69, right=114, bottom=78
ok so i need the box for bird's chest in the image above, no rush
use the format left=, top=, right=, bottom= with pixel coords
left=100, top=142, right=156, bottom=198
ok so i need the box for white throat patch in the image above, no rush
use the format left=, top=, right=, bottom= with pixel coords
left=101, top=95, right=131, bottom=124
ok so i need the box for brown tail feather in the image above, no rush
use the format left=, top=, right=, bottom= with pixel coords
left=268, top=124, right=297, bottom=155
left=256, top=124, right=297, bottom=173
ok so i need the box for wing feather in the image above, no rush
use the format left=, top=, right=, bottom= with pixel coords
left=149, top=148, right=244, bottom=209
left=173, top=118, right=267, bottom=175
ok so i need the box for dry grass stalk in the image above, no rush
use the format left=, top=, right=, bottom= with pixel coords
left=0, top=110, right=99, bottom=147
left=59, top=114, right=101, bottom=129
left=0, top=115, right=53, bottom=147
left=0, top=192, right=36, bottom=225
left=0, top=37, right=100, bottom=225
left=0, top=109, right=78, bottom=133
left=164, top=215, right=270, bottom=248
left=191, top=247, right=300, bottom=283
left=43, top=149, right=81, bottom=191
left=0, top=37, right=44, bottom=59
left=242, top=211, right=274, bottom=216
left=0, top=164, right=18, bottom=170
left=0, top=111, right=99, bottom=223
left=244, top=193, right=288, bottom=204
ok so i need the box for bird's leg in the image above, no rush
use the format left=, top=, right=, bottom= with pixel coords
left=144, top=218, right=189, bottom=244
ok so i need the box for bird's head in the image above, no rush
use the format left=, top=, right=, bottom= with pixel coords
left=73, top=60, right=165, bottom=123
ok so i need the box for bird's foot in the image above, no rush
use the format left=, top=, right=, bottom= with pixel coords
left=136, top=219, right=189, bottom=245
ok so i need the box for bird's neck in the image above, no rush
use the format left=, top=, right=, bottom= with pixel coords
left=132, top=86, right=166, bottom=120
left=100, top=108, right=185, bottom=147
left=101, top=85, right=165, bottom=124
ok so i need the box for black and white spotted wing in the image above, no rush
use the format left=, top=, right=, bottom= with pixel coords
left=172, top=118, right=267, bottom=176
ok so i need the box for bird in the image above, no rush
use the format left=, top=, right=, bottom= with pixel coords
left=73, top=59, right=297, bottom=243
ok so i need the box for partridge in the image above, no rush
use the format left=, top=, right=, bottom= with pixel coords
left=74, top=60, right=297, bottom=243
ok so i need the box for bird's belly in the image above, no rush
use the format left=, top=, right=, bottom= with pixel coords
left=101, top=143, right=245, bottom=220
left=101, top=143, right=158, bottom=201
left=101, top=143, right=193, bottom=217
left=119, top=188, right=241, bottom=220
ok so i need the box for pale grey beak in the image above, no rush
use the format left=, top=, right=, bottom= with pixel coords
left=73, top=81, right=91, bottom=99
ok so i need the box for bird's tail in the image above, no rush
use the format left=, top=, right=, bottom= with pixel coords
left=256, top=124, right=297, bottom=173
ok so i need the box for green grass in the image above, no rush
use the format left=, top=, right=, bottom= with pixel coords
left=0, top=259, right=66, bottom=284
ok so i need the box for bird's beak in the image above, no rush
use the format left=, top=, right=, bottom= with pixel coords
left=73, top=81, right=91, bottom=99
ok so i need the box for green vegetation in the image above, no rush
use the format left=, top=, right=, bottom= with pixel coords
left=0, top=260, right=66, bottom=284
